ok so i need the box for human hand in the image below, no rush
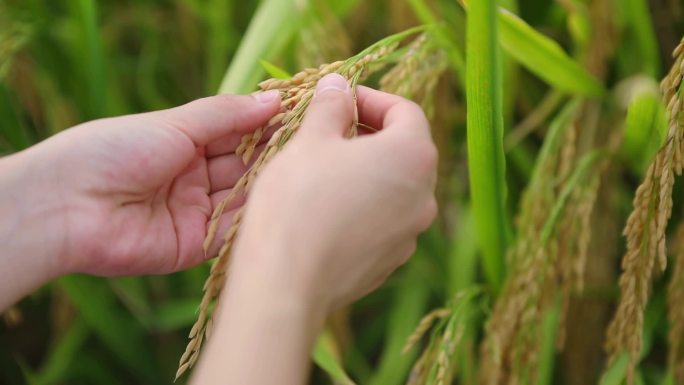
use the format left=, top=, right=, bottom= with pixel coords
left=231, top=74, right=438, bottom=314
left=7, top=91, right=281, bottom=277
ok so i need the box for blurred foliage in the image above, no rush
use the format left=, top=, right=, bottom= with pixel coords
left=2, top=0, right=684, bottom=384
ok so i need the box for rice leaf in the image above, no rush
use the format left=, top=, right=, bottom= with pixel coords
left=599, top=353, right=630, bottom=385
left=540, top=150, right=603, bottom=243
left=218, top=0, right=305, bottom=93
left=58, top=275, right=159, bottom=383
left=448, top=207, right=477, bottom=295
left=622, top=0, right=660, bottom=77
left=259, top=59, right=292, bottom=79
left=537, top=299, right=561, bottom=385
left=367, top=264, right=431, bottom=385
left=33, top=318, right=89, bottom=385
left=621, top=92, right=667, bottom=174
left=69, top=0, right=107, bottom=118
left=313, top=329, right=356, bottom=385
left=0, top=84, right=33, bottom=150
left=497, top=9, right=604, bottom=97
left=465, top=0, right=509, bottom=292
left=153, top=298, right=203, bottom=331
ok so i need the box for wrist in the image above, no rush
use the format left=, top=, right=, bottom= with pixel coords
left=231, top=227, right=330, bottom=322
left=194, top=235, right=327, bottom=385
left=0, top=149, right=71, bottom=279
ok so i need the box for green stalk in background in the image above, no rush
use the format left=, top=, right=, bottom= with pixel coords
left=69, top=0, right=106, bottom=119
left=204, top=0, right=237, bottom=92
left=465, top=0, right=509, bottom=292
left=621, top=0, right=661, bottom=77
left=218, top=0, right=304, bottom=94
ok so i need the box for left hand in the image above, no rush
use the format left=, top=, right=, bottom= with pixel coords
left=10, top=91, right=280, bottom=276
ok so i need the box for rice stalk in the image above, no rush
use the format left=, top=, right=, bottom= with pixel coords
left=380, top=33, right=448, bottom=118
left=296, top=0, right=351, bottom=68
left=604, top=36, right=684, bottom=384
left=0, top=9, right=30, bottom=81
left=2, top=306, right=22, bottom=327
left=406, top=341, right=439, bottom=385
left=176, top=28, right=425, bottom=379
left=404, top=289, right=481, bottom=385
left=668, top=223, right=684, bottom=382
left=479, top=97, right=607, bottom=384
left=402, top=308, right=451, bottom=355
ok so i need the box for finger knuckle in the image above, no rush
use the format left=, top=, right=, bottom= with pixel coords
left=399, top=140, right=438, bottom=177
left=417, top=198, right=438, bottom=231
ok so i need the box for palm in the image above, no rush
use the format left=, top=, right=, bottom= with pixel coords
left=65, top=101, right=263, bottom=276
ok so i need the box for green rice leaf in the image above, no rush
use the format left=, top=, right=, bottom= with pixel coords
left=599, top=353, right=630, bottom=385
left=466, top=0, right=509, bottom=292
left=540, top=150, right=603, bottom=243
left=621, top=0, right=660, bottom=77
left=218, top=0, right=305, bottom=93
left=33, top=319, right=89, bottom=385
left=537, top=299, right=561, bottom=385
left=259, top=59, right=292, bottom=79
left=313, top=329, right=356, bottom=385
left=58, top=275, right=159, bottom=383
left=498, top=9, right=604, bottom=97
left=367, top=263, right=431, bottom=385
left=621, top=92, right=667, bottom=175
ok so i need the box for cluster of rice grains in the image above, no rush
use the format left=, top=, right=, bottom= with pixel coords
left=380, top=34, right=447, bottom=118
left=605, top=37, right=684, bottom=384
left=476, top=100, right=608, bottom=385
left=402, top=290, right=481, bottom=385
left=175, top=29, right=439, bottom=380
left=475, top=4, right=626, bottom=383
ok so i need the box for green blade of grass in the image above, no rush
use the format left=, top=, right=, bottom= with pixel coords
left=537, top=298, right=561, bottom=385
left=58, top=275, right=159, bottom=383
left=218, top=0, right=304, bottom=94
left=0, top=84, right=33, bottom=150
left=448, top=207, right=477, bottom=295
left=312, top=328, right=356, bottom=385
left=465, top=0, right=509, bottom=292
left=33, top=318, right=89, bottom=385
left=497, top=9, right=604, bottom=97
left=69, top=0, right=107, bottom=118
left=622, top=0, right=661, bottom=77
left=367, top=263, right=430, bottom=385
left=259, top=59, right=292, bottom=79
left=540, top=150, right=603, bottom=243
left=599, top=353, right=630, bottom=385
left=621, top=92, right=667, bottom=175
left=152, top=298, right=204, bottom=331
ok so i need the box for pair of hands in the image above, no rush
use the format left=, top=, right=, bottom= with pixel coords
left=1, top=73, right=437, bottom=314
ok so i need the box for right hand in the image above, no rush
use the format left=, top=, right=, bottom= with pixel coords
left=232, top=73, right=438, bottom=313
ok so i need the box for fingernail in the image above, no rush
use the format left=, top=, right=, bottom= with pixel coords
left=252, top=89, right=280, bottom=104
left=315, top=73, right=349, bottom=96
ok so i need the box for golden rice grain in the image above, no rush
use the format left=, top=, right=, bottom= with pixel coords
left=668, top=223, right=684, bottom=383
left=605, top=36, right=684, bottom=384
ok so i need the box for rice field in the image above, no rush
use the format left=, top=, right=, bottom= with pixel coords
left=2, top=0, right=684, bottom=384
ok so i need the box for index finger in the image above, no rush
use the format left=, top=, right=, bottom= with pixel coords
left=356, top=86, right=431, bottom=140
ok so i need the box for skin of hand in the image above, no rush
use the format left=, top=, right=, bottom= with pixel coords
left=0, top=90, right=282, bottom=309
left=191, top=73, right=437, bottom=385
left=0, top=72, right=437, bottom=385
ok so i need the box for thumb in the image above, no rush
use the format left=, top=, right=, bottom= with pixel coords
left=299, top=73, right=354, bottom=139
left=162, top=90, right=281, bottom=146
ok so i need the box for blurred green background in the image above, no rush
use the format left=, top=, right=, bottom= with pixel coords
left=2, top=0, right=684, bottom=384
